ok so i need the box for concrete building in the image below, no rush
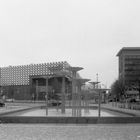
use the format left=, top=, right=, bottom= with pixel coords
left=117, top=47, right=140, bottom=89
left=0, top=61, right=80, bottom=100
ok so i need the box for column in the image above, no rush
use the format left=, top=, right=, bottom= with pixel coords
left=36, top=80, right=39, bottom=101
left=61, top=76, right=65, bottom=114
left=46, top=78, right=48, bottom=116
left=72, top=71, right=76, bottom=116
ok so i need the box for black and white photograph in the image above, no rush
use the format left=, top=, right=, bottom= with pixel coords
left=0, top=0, right=140, bottom=140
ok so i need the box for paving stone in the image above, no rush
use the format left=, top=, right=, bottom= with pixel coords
left=0, top=124, right=140, bottom=140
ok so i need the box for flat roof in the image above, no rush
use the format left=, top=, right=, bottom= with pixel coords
left=0, top=61, right=69, bottom=68
left=117, top=47, right=140, bottom=56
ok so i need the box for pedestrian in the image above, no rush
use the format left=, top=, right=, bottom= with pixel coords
left=32, top=93, right=35, bottom=103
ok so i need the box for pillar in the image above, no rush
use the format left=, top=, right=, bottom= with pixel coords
left=61, top=76, right=65, bottom=114
left=36, top=80, right=39, bottom=101
left=46, top=78, right=48, bottom=116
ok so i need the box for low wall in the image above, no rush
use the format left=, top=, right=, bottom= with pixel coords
left=0, top=104, right=139, bottom=124
left=0, top=116, right=140, bottom=124
left=116, top=102, right=140, bottom=110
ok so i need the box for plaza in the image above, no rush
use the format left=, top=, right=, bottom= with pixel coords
left=0, top=123, right=140, bottom=140
left=1, top=0, right=140, bottom=139
left=0, top=49, right=140, bottom=140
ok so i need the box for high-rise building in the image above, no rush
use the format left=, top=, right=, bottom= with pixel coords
left=0, top=61, right=80, bottom=100
left=117, top=47, right=140, bottom=89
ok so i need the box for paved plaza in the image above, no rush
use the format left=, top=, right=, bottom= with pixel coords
left=0, top=102, right=140, bottom=140
left=0, top=124, right=140, bottom=140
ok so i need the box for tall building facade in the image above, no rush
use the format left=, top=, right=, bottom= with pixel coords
left=117, top=47, right=140, bottom=89
left=0, top=61, right=78, bottom=100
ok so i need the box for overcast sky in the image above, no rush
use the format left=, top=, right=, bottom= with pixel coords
left=0, top=0, right=140, bottom=87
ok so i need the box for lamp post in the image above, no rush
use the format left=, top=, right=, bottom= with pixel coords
left=89, top=73, right=101, bottom=118
left=98, top=87, right=101, bottom=118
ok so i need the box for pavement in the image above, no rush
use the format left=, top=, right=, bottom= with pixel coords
left=0, top=124, right=140, bottom=140
left=0, top=102, right=140, bottom=139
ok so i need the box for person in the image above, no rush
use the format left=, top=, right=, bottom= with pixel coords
left=0, top=94, right=5, bottom=107
left=32, top=93, right=35, bottom=103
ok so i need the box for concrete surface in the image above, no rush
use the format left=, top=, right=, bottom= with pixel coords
left=0, top=124, right=140, bottom=140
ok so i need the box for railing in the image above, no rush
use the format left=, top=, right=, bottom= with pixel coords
left=115, top=102, right=140, bottom=110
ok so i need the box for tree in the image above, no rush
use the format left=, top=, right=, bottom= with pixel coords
left=111, top=79, right=125, bottom=101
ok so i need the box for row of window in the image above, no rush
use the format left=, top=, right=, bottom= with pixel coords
left=125, top=71, right=140, bottom=74
left=0, top=61, right=70, bottom=86
left=125, top=55, right=140, bottom=59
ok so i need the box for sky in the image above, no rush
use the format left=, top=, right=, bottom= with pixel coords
left=0, top=0, right=140, bottom=88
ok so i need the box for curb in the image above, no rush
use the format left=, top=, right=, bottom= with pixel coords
left=0, top=116, right=140, bottom=124
left=0, top=106, right=41, bottom=116
left=101, top=107, right=136, bottom=117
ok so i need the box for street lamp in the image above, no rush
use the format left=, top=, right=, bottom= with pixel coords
left=89, top=73, right=101, bottom=118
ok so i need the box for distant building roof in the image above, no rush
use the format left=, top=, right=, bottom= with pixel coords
left=117, top=47, right=140, bottom=56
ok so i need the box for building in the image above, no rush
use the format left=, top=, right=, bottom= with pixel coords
left=117, top=47, right=140, bottom=90
left=0, top=61, right=80, bottom=100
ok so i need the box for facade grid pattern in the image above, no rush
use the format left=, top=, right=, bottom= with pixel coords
left=0, top=61, right=71, bottom=86
left=117, top=47, right=140, bottom=87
